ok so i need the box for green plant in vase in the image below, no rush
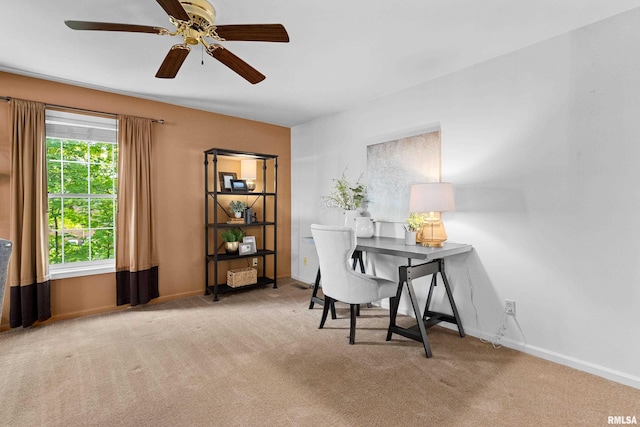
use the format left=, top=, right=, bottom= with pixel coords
left=320, top=170, right=366, bottom=211
left=221, top=228, right=244, bottom=254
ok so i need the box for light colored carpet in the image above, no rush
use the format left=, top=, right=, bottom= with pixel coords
left=0, top=279, right=638, bottom=426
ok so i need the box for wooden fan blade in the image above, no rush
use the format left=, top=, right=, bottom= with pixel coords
left=215, top=24, right=289, bottom=43
left=156, top=0, right=190, bottom=21
left=207, top=47, right=265, bottom=84
left=156, top=45, right=191, bottom=79
left=65, top=20, right=168, bottom=34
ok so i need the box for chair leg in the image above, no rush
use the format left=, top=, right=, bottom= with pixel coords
left=319, top=296, right=332, bottom=329
left=349, top=304, right=357, bottom=344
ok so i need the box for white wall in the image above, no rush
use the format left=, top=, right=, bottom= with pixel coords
left=291, top=8, right=640, bottom=389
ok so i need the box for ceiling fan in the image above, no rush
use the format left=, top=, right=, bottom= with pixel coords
left=65, top=0, right=289, bottom=84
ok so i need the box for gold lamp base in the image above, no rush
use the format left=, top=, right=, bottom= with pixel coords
left=417, top=218, right=448, bottom=247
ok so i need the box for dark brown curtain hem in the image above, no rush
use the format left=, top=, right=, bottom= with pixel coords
left=9, top=280, right=51, bottom=328
left=116, top=266, right=159, bottom=306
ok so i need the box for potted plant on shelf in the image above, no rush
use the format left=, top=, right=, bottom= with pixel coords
left=405, top=212, right=427, bottom=245
left=221, top=228, right=244, bottom=254
left=230, top=200, right=246, bottom=218
left=320, top=169, right=367, bottom=226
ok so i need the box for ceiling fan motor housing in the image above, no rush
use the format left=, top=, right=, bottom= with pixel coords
left=179, top=0, right=216, bottom=29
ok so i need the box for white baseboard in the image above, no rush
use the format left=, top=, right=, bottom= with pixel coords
left=291, top=274, right=314, bottom=286
left=442, top=323, right=640, bottom=390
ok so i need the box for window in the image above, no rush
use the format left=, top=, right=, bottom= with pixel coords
left=46, top=110, right=118, bottom=278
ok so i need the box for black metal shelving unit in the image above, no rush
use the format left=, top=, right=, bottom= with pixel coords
left=204, top=148, right=278, bottom=301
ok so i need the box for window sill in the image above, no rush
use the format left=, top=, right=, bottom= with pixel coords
left=50, top=263, right=115, bottom=280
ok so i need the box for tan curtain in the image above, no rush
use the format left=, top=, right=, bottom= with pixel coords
left=8, top=99, right=51, bottom=328
left=115, top=115, right=158, bottom=306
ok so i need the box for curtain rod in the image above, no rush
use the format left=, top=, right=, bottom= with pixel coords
left=0, top=96, right=165, bottom=124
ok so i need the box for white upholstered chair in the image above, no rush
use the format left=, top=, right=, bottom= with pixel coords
left=310, top=224, right=397, bottom=344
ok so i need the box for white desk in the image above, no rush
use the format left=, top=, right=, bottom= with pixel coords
left=355, top=237, right=471, bottom=261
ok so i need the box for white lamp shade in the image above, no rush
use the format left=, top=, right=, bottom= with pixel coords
left=240, top=159, right=257, bottom=180
left=409, top=183, right=455, bottom=212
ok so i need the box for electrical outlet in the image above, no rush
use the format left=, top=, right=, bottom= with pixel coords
left=252, top=258, right=258, bottom=267
left=303, top=257, right=308, bottom=266
left=505, top=300, right=516, bottom=316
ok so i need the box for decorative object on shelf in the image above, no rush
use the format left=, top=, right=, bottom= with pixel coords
left=230, top=200, right=246, bottom=218
left=219, top=172, right=237, bottom=192
left=241, top=159, right=257, bottom=191
left=320, top=169, right=367, bottom=211
left=221, top=228, right=244, bottom=254
left=240, top=236, right=257, bottom=255
left=227, top=267, right=257, bottom=288
left=354, top=216, right=374, bottom=238
left=409, top=183, right=455, bottom=247
left=405, top=212, right=427, bottom=245
left=239, top=242, right=256, bottom=255
left=224, top=241, right=239, bottom=254
left=231, top=179, right=248, bottom=192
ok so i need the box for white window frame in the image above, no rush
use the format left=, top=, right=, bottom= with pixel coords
left=46, top=110, right=118, bottom=280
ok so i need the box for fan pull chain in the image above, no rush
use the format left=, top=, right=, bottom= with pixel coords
left=201, top=44, right=204, bottom=65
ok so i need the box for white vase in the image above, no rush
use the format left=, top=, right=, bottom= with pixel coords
left=404, top=231, right=417, bottom=245
left=344, top=210, right=359, bottom=229
left=234, top=212, right=242, bottom=218
left=354, top=217, right=374, bottom=238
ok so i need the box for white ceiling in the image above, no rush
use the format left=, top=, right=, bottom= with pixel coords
left=2, top=0, right=640, bottom=127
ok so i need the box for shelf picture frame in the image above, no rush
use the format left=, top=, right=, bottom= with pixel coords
left=231, top=179, right=248, bottom=192
left=219, top=172, right=237, bottom=192
left=239, top=241, right=257, bottom=256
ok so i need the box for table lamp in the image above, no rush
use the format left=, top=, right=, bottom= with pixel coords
left=240, top=159, right=257, bottom=191
left=409, top=182, right=455, bottom=247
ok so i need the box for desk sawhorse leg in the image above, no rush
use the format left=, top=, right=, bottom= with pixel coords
left=309, top=250, right=366, bottom=319
left=386, top=258, right=465, bottom=358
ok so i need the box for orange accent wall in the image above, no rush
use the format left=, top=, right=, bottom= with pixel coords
left=0, top=71, right=291, bottom=329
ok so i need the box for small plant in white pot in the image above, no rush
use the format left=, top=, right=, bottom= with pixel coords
left=230, top=200, right=246, bottom=218
left=405, top=212, right=426, bottom=245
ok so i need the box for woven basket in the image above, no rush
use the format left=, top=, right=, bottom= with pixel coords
left=227, top=267, right=257, bottom=287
